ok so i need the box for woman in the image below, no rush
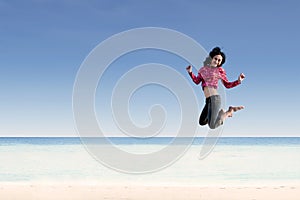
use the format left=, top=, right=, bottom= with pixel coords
left=186, top=47, right=245, bottom=129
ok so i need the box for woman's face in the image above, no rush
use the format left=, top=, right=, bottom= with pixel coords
left=210, top=55, right=223, bottom=67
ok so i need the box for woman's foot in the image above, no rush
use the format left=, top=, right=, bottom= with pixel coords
left=229, top=106, right=244, bottom=112
left=227, top=106, right=244, bottom=117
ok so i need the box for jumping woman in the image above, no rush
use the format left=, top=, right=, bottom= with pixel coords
left=186, top=47, right=245, bottom=129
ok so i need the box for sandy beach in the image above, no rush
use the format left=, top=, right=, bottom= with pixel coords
left=1, top=183, right=299, bottom=200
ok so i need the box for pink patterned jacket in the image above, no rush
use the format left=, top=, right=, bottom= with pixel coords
left=188, top=66, right=240, bottom=90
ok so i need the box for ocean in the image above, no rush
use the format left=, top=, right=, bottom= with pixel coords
left=0, top=137, right=299, bottom=186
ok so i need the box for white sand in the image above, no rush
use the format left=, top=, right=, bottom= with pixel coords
left=0, top=183, right=299, bottom=200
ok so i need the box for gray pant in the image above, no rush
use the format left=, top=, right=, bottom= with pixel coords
left=199, top=95, right=223, bottom=129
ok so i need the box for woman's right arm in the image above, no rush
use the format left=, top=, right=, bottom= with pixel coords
left=186, top=65, right=202, bottom=85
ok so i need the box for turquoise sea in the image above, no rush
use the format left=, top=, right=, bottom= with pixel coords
left=0, top=137, right=299, bottom=186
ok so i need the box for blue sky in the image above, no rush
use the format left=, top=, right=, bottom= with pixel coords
left=0, top=0, right=299, bottom=137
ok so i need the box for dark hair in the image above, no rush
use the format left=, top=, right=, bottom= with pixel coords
left=209, top=47, right=226, bottom=66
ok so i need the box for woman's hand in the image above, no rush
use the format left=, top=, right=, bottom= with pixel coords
left=238, top=73, right=245, bottom=83
left=186, top=65, right=192, bottom=73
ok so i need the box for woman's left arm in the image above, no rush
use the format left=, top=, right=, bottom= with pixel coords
left=219, top=67, right=244, bottom=89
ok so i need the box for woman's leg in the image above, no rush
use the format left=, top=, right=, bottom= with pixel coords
left=208, top=95, right=223, bottom=129
left=205, top=95, right=244, bottom=129
left=212, top=106, right=245, bottom=128
left=199, top=98, right=209, bottom=126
